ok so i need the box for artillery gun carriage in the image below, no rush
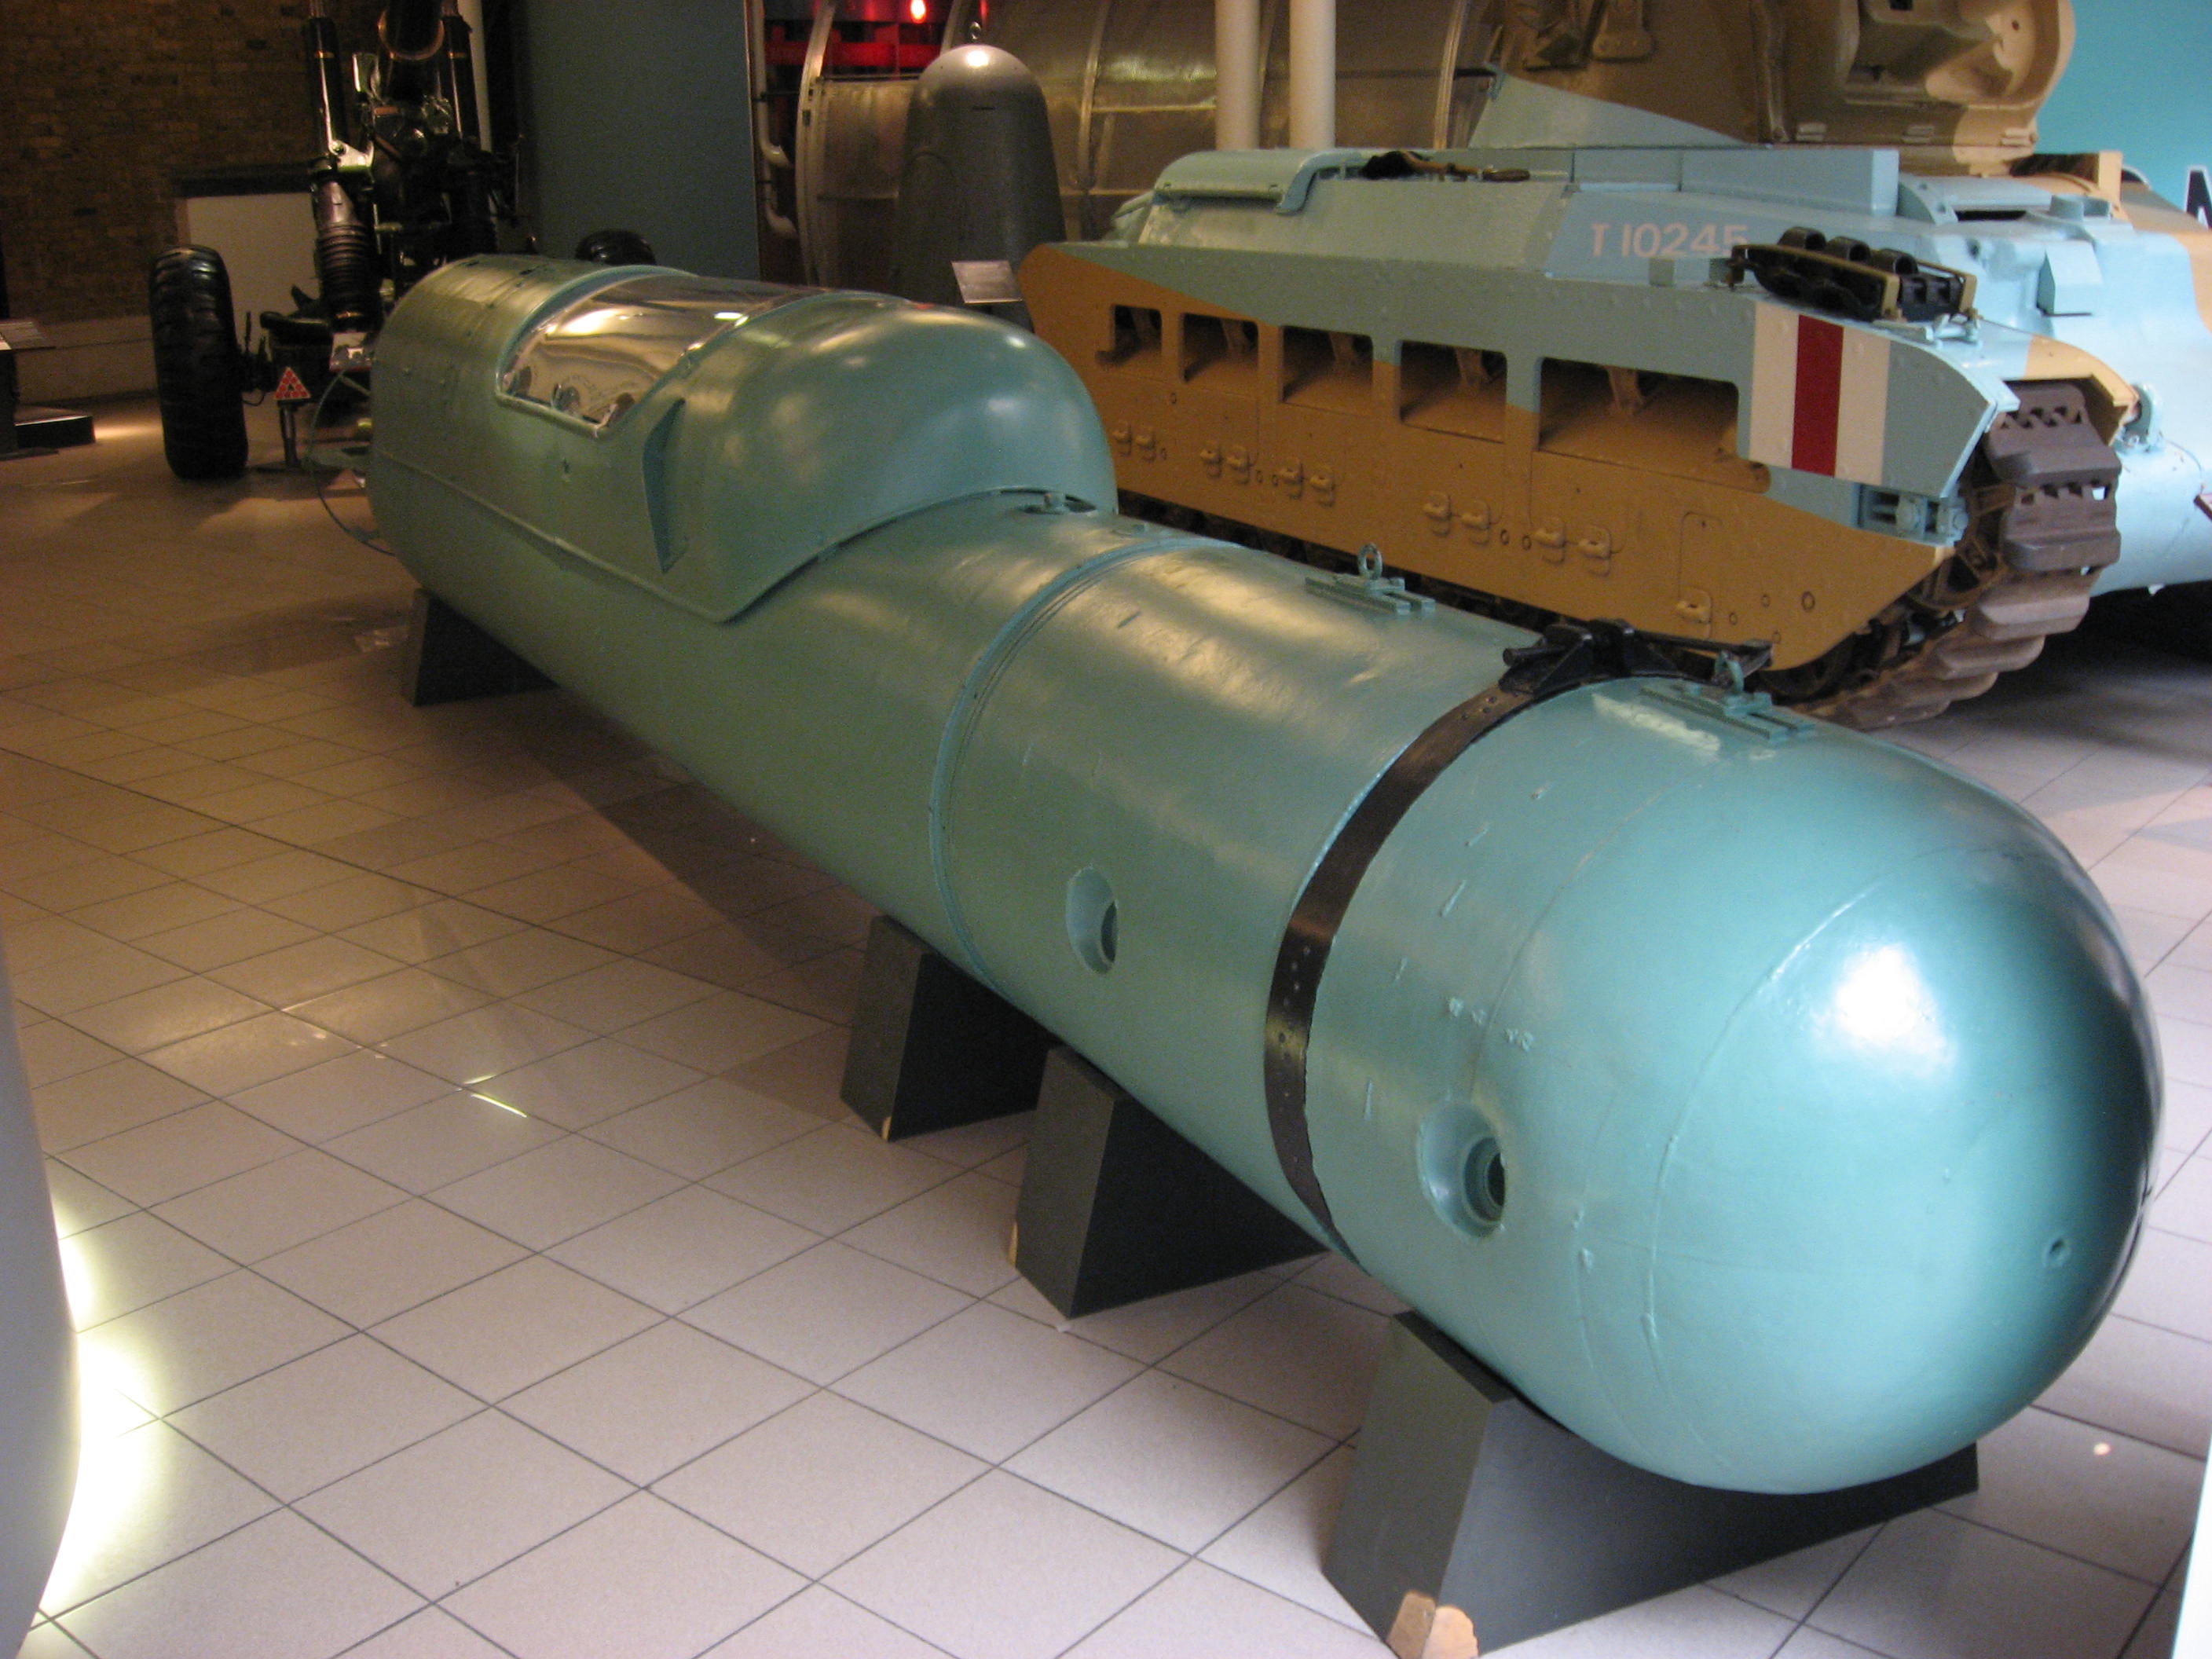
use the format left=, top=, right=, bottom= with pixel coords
left=146, top=0, right=650, bottom=482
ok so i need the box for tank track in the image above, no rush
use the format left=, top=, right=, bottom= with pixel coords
left=1124, top=381, right=2122, bottom=731
left=1776, top=382, right=2124, bottom=729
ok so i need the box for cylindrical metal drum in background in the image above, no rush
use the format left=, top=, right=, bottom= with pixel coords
left=800, top=0, right=1484, bottom=284
left=888, top=43, right=1065, bottom=320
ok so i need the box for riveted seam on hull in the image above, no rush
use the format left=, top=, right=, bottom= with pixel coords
left=1444, top=720, right=1745, bottom=1466
left=926, top=529, right=1200, bottom=991
left=375, top=452, right=1079, bottom=629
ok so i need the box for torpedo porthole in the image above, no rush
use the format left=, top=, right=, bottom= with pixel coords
left=1066, top=868, right=1118, bottom=974
left=1467, top=1137, right=1508, bottom=1227
left=1419, top=1107, right=1507, bottom=1239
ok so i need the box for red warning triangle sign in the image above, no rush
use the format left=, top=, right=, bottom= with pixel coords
left=273, top=367, right=313, bottom=403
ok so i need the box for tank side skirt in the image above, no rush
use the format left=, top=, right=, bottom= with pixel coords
left=1035, top=229, right=2122, bottom=728
left=1018, top=244, right=1954, bottom=691
left=1265, top=679, right=1543, bottom=1257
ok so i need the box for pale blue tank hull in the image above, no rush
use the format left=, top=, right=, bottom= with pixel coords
left=1088, top=79, right=2212, bottom=594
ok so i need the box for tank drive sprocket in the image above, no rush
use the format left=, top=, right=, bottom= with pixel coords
left=1758, top=382, right=2124, bottom=729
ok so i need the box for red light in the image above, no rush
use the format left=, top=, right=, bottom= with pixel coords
left=907, top=0, right=927, bottom=19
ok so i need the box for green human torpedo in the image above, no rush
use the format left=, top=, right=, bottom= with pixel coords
left=369, top=256, right=2156, bottom=1496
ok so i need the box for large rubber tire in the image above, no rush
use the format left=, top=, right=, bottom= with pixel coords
left=148, top=247, right=248, bottom=480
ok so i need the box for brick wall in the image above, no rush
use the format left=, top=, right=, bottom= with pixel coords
left=0, top=0, right=383, bottom=326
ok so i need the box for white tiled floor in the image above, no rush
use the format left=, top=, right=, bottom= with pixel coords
left=3, top=402, right=2205, bottom=1658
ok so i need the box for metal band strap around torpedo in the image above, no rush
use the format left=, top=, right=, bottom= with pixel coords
left=1262, top=682, right=1536, bottom=1258
left=1262, top=621, right=1747, bottom=1258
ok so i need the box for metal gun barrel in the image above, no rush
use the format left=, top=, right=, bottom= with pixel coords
left=379, top=0, right=444, bottom=102
left=303, top=2, right=353, bottom=156
left=382, top=0, right=443, bottom=60
left=441, top=0, right=484, bottom=150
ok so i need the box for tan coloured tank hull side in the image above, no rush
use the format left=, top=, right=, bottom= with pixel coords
left=1024, top=244, right=1945, bottom=671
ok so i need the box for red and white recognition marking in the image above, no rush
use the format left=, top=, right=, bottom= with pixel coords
left=1748, top=305, right=1892, bottom=486
left=273, top=367, right=314, bottom=404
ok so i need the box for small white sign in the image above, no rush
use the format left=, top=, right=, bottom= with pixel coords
left=953, top=259, right=1023, bottom=306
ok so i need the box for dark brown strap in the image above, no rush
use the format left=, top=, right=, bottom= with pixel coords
left=1262, top=683, right=1535, bottom=1257
left=1258, top=617, right=1749, bottom=1257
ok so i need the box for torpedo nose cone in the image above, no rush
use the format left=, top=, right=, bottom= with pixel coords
left=1637, top=840, right=2155, bottom=1492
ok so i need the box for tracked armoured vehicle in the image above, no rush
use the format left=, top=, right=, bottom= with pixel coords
left=1022, top=1, right=2212, bottom=726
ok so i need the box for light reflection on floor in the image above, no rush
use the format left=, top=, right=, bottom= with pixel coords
left=41, top=1241, right=155, bottom=1616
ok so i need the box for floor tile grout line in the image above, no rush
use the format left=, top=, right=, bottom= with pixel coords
left=601, top=1260, right=1364, bottom=1594
left=38, top=999, right=846, bottom=1216
left=64, top=1115, right=1387, bottom=1506
left=4, top=880, right=865, bottom=1027
left=331, top=1599, right=529, bottom=1659
left=0, top=695, right=870, bottom=998
left=1794, top=1503, right=2171, bottom=1658
left=1926, top=1495, right=2197, bottom=1589
left=91, top=1162, right=980, bottom=1507
left=22, top=899, right=855, bottom=1089
left=152, top=1356, right=507, bottom=1504
left=40, top=1500, right=296, bottom=1629
left=2027, top=1397, right=2210, bottom=1465
left=49, top=1064, right=762, bottom=1268
left=36, top=1357, right=485, bottom=1633
left=683, top=1578, right=955, bottom=1659
left=2112, top=1569, right=2180, bottom=1659
left=1789, top=1522, right=1898, bottom=1659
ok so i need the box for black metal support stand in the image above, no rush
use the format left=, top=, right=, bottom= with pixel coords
left=840, top=916, right=1055, bottom=1140
left=838, top=918, right=1310, bottom=1291
left=11, top=408, right=91, bottom=452
left=0, top=320, right=90, bottom=460
left=1326, top=1314, right=1979, bottom=1657
left=2085, top=580, right=2212, bottom=663
left=0, top=351, right=45, bottom=461
left=833, top=873, right=1976, bottom=1657
left=1013, top=1047, right=1316, bottom=1317
left=401, top=589, right=554, bottom=706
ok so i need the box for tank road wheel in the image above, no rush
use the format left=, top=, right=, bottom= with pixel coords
left=1766, top=383, right=2124, bottom=730
left=148, top=247, right=249, bottom=481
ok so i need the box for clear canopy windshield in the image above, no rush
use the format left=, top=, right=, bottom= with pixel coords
left=500, top=275, right=823, bottom=427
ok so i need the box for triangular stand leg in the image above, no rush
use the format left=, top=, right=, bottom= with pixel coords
left=840, top=917, right=1055, bottom=1141
left=1327, top=1313, right=1979, bottom=1657
left=1013, top=1047, right=1316, bottom=1317
left=401, top=589, right=554, bottom=706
